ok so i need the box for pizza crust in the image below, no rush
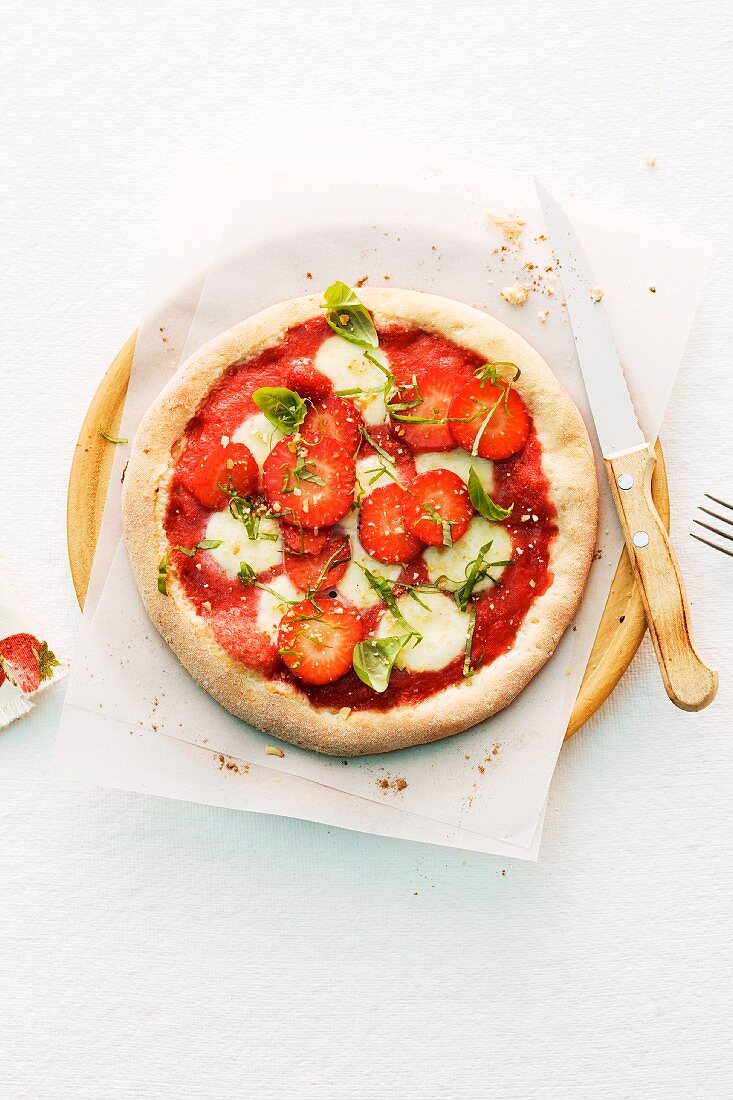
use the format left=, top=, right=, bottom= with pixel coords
left=122, top=289, right=598, bottom=756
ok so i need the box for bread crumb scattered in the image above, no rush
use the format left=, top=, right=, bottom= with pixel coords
left=538, top=309, right=550, bottom=323
left=649, top=285, right=656, bottom=293
left=500, top=282, right=531, bottom=307
left=589, top=286, right=604, bottom=303
left=487, top=212, right=526, bottom=243
left=644, top=155, right=657, bottom=167
left=265, top=745, right=285, bottom=757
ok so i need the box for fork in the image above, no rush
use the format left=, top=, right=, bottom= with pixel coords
left=690, top=494, right=733, bottom=559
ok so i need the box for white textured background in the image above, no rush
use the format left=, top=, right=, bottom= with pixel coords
left=1, top=3, right=732, bottom=1097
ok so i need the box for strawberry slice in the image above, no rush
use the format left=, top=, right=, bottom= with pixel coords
left=300, top=395, right=361, bottom=455
left=388, top=365, right=461, bottom=452
left=284, top=533, right=351, bottom=593
left=281, top=524, right=331, bottom=555
left=0, top=634, right=59, bottom=693
left=358, top=483, right=423, bottom=564
left=189, top=441, right=259, bottom=510
left=402, top=469, right=473, bottom=547
left=449, top=375, right=530, bottom=460
left=278, top=597, right=363, bottom=684
left=262, top=435, right=355, bottom=528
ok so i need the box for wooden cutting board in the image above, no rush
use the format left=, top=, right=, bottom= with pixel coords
left=66, top=332, right=670, bottom=740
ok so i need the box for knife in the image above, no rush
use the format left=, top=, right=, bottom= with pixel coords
left=535, top=179, right=717, bottom=711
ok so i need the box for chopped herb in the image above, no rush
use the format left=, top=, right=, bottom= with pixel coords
left=463, top=605, right=478, bottom=677
left=422, top=501, right=454, bottom=547
left=471, top=363, right=522, bottom=457
left=358, top=424, right=396, bottom=466
left=252, top=387, right=307, bottom=435
left=237, top=561, right=256, bottom=586
left=322, top=281, right=378, bottom=348
left=385, top=374, right=448, bottom=425
left=99, top=427, right=128, bottom=444
left=453, top=541, right=514, bottom=611
left=219, top=485, right=278, bottom=540
left=467, top=467, right=513, bottom=522
left=359, top=566, right=422, bottom=641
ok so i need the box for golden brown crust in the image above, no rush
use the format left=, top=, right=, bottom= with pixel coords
left=122, top=289, right=598, bottom=756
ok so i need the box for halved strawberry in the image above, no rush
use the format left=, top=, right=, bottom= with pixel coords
left=263, top=435, right=355, bottom=528
left=449, top=376, right=530, bottom=460
left=281, top=524, right=331, bottom=555
left=402, top=469, right=473, bottom=547
left=358, top=483, right=422, bottom=564
left=0, top=634, right=59, bottom=693
left=300, top=395, right=361, bottom=455
left=189, top=441, right=259, bottom=510
left=278, top=597, right=363, bottom=684
left=388, top=365, right=461, bottom=452
left=284, top=533, right=351, bottom=593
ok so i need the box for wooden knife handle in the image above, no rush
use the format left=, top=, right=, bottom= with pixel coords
left=605, top=444, right=718, bottom=711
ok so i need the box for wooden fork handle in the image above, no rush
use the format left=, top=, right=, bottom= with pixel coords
left=606, top=443, right=718, bottom=711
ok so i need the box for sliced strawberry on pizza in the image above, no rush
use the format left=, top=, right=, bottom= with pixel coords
left=402, top=469, right=473, bottom=547
left=262, top=435, right=355, bottom=527
left=278, top=597, right=363, bottom=684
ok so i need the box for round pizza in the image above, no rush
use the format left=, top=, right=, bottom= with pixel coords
left=123, top=284, right=598, bottom=756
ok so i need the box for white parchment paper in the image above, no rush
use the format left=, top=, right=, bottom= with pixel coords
left=56, top=162, right=711, bottom=856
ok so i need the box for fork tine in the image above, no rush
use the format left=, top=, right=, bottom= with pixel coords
left=694, top=518, right=733, bottom=542
left=699, top=506, right=733, bottom=527
left=705, top=493, right=733, bottom=512
left=690, top=532, right=733, bottom=559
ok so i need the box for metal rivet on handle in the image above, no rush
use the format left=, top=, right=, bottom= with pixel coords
left=617, top=474, right=634, bottom=490
left=633, top=531, right=650, bottom=548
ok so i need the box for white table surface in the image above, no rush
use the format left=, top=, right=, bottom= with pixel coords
left=2, top=3, right=732, bottom=1097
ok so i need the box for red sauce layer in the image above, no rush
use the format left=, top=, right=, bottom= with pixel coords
left=165, top=317, right=557, bottom=711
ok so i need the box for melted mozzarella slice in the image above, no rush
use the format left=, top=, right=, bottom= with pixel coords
left=314, top=337, right=390, bottom=425
left=424, top=516, right=513, bottom=594
left=256, top=574, right=302, bottom=643
left=231, top=411, right=284, bottom=468
left=414, top=449, right=495, bottom=494
left=204, top=507, right=282, bottom=577
left=375, top=591, right=469, bottom=672
left=355, top=454, right=397, bottom=496
left=336, top=508, right=401, bottom=607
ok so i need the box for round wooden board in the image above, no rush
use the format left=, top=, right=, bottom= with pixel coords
left=67, top=334, right=670, bottom=741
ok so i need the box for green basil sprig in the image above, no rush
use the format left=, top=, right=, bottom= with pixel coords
left=252, top=387, right=307, bottom=435
left=322, top=281, right=378, bottom=348
left=467, top=467, right=513, bottom=522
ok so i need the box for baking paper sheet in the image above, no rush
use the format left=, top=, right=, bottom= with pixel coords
left=55, top=160, right=711, bottom=857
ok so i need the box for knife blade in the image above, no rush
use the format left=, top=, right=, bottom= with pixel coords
left=535, top=179, right=717, bottom=712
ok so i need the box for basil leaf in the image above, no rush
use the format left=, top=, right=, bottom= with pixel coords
left=252, top=387, right=307, bottom=435
left=99, top=426, right=128, bottom=444
left=322, top=281, right=378, bottom=348
left=353, top=635, right=411, bottom=693
left=157, top=550, right=171, bottom=595
left=359, top=566, right=422, bottom=640
left=468, top=467, right=513, bottom=521
left=463, top=605, right=478, bottom=677
left=238, top=561, right=256, bottom=586
left=196, top=539, right=223, bottom=551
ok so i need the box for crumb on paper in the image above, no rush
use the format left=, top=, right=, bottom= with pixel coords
left=486, top=211, right=526, bottom=243
left=376, top=775, right=408, bottom=793
left=265, top=745, right=285, bottom=758
left=305, top=271, right=313, bottom=279
left=644, top=154, right=657, bottom=167
left=649, top=285, right=657, bottom=293
left=538, top=309, right=550, bottom=324
left=355, top=275, right=368, bottom=288
left=589, top=285, right=604, bottom=303
left=500, top=282, right=531, bottom=307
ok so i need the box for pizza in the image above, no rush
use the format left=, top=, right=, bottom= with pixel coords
left=122, top=284, right=598, bottom=756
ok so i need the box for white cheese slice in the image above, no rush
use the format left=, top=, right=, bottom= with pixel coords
left=375, top=591, right=469, bottom=672
left=423, top=515, right=513, bottom=594
left=355, top=454, right=397, bottom=496
left=414, top=449, right=495, bottom=494
left=256, top=574, right=302, bottom=643
left=336, top=508, right=401, bottom=607
left=314, top=337, right=390, bottom=425
left=231, top=411, right=284, bottom=468
left=204, top=507, right=283, bottom=577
